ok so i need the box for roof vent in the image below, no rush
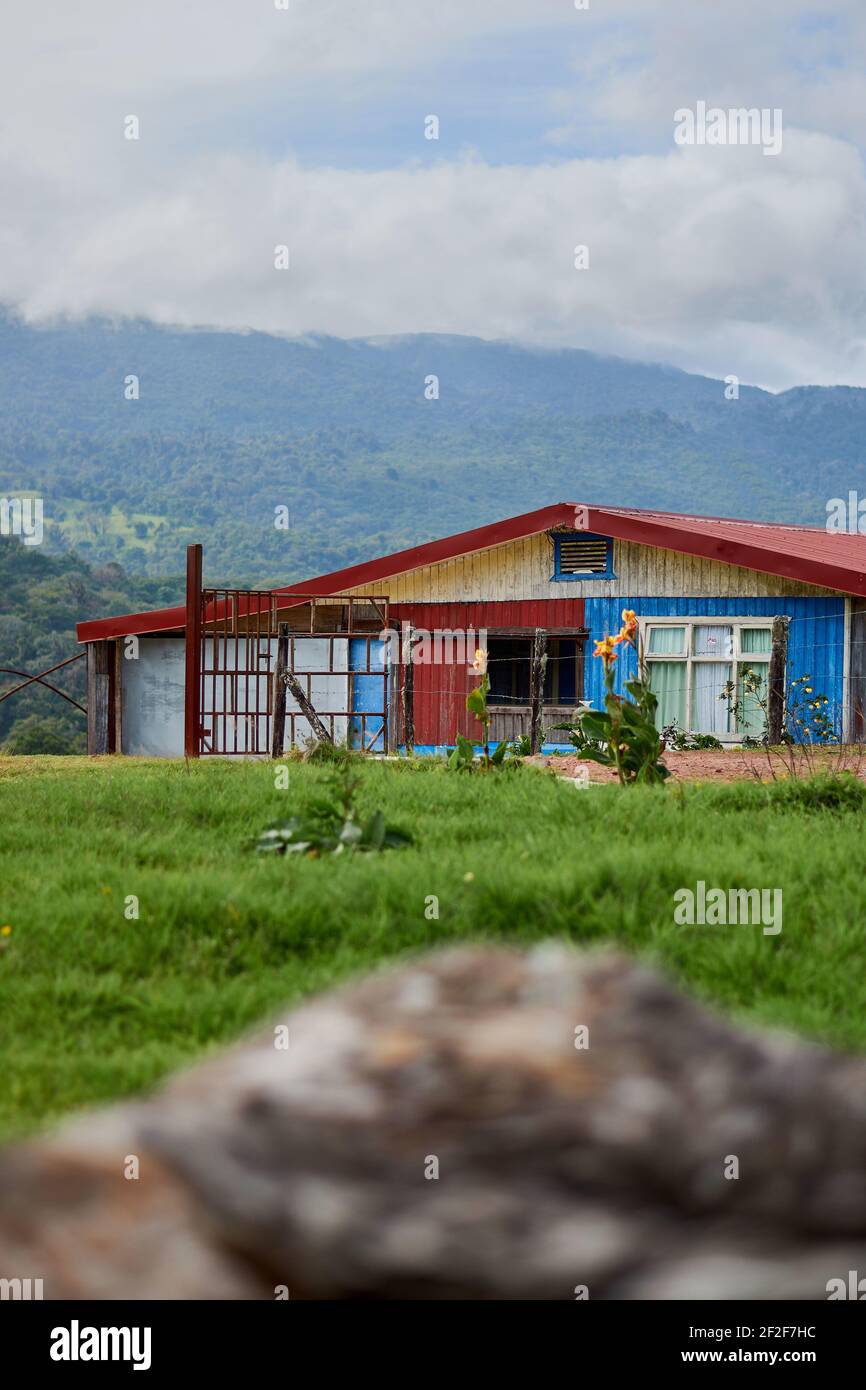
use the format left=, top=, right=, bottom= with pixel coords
left=556, top=535, right=610, bottom=575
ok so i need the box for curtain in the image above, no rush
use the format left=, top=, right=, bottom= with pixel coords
left=737, top=661, right=769, bottom=735
left=691, top=662, right=731, bottom=734
left=693, top=624, right=733, bottom=657
left=648, top=661, right=686, bottom=728
left=741, top=628, right=772, bottom=654
left=647, top=626, right=685, bottom=654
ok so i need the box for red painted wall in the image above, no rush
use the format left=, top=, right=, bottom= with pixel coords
left=391, top=600, right=586, bottom=746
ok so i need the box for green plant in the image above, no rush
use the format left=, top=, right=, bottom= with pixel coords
left=447, top=649, right=511, bottom=772
left=255, top=810, right=412, bottom=857
left=661, top=723, right=723, bottom=752
left=575, top=612, right=670, bottom=786
left=721, top=671, right=837, bottom=749
left=550, top=716, right=604, bottom=754
left=254, top=760, right=412, bottom=857
left=721, top=669, right=849, bottom=781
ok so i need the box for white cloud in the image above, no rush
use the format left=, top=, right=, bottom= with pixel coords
left=1, top=0, right=865, bottom=388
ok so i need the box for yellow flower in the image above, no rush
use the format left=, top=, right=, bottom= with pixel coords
left=805, top=687, right=813, bottom=693
left=619, top=609, right=638, bottom=642
left=0, top=925, right=11, bottom=937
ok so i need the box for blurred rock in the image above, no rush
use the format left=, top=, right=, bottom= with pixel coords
left=2, top=945, right=866, bottom=1299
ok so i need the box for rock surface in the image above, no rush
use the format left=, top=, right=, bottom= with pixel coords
left=2, top=945, right=866, bottom=1299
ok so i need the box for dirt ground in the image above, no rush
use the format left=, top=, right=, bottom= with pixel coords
left=533, top=746, right=866, bottom=784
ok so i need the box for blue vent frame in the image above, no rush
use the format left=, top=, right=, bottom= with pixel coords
left=552, top=532, right=615, bottom=582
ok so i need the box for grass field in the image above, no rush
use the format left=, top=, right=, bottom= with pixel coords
left=2, top=754, right=866, bottom=1142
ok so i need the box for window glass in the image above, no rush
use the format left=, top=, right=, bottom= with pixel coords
left=693, top=624, right=733, bottom=657
left=648, top=661, right=686, bottom=727
left=737, top=661, right=769, bottom=735
left=691, top=662, right=732, bottom=734
left=647, top=626, right=685, bottom=655
left=741, top=628, right=772, bottom=654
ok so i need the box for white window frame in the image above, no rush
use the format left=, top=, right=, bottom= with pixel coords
left=639, top=616, right=775, bottom=742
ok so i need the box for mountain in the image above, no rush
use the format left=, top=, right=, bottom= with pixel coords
left=1, top=314, right=864, bottom=588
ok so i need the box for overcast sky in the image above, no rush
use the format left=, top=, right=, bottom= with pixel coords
left=2, top=0, right=865, bottom=388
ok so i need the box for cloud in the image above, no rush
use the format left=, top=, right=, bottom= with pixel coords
left=1, top=0, right=865, bottom=388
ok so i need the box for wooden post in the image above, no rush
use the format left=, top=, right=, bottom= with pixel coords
left=271, top=623, right=289, bottom=758
left=284, top=671, right=333, bottom=744
left=401, top=624, right=415, bottom=755
left=86, top=641, right=111, bottom=755
left=529, top=628, right=548, bottom=755
left=767, top=616, right=789, bottom=746
left=184, top=543, right=203, bottom=758
left=848, top=600, right=866, bottom=743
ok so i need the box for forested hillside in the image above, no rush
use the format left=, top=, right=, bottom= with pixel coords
left=4, top=317, right=866, bottom=750
left=1, top=316, right=864, bottom=588
left=0, top=538, right=179, bottom=752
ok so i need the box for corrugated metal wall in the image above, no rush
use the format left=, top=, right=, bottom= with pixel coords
left=392, top=599, right=585, bottom=746
left=584, top=596, right=846, bottom=736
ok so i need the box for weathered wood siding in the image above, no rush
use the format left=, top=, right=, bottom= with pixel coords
left=346, top=535, right=833, bottom=603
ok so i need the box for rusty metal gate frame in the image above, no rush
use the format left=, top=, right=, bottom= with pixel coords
left=184, top=544, right=391, bottom=757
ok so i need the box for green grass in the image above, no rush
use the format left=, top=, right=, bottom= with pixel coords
left=2, top=755, right=866, bottom=1141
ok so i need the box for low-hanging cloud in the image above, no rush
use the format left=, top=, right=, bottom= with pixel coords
left=1, top=0, right=865, bottom=388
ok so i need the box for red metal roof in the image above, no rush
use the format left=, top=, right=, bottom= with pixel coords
left=76, top=502, right=866, bottom=642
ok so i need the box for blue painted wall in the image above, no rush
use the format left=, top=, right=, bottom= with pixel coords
left=584, top=596, right=846, bottom=738
left=349, top=637, right=386, bottom=751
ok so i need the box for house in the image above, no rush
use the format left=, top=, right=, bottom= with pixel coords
left=76, top=503, right=866, bottom=756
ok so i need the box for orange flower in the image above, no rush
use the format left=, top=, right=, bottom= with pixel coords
left=593, top=636, right=618, bottom=664
left=617, top=609, right=638, bottom=643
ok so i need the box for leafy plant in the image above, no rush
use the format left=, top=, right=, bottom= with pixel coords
left=447, top=649, right=512, bottom=772
left=721, top=671, right=837, bottom=748
left=574, top=612, right=670, bottom=786
left=550, top=715, right=604, bottom=754
left=255, top=810, right=412, bottom=857
left=721, top=669, right=849, bottom=781
left=254, top=760, right=412, bottom=857
left=447, top=732, right=510, bottom=772
left=661, top=723, right=723, bottom=752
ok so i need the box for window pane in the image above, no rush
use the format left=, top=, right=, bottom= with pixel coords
left=741, top=628, right=772, bottom=654
left=693, top=625, right=733, bottom=657
left=691, top=662, right=731, bottom=734
left=647, top=626, right=685, bottom=655
left=648, top=661, right=686, bottom=728
left=737, top=661, right=769, bottom=735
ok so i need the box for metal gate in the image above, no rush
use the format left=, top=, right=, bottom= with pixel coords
left=183, top=544, right=391, bottom=757
left=198, top=585, right=279, bottom=756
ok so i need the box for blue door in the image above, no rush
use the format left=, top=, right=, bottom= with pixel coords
left=348, top=637, right=387, bottom=751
